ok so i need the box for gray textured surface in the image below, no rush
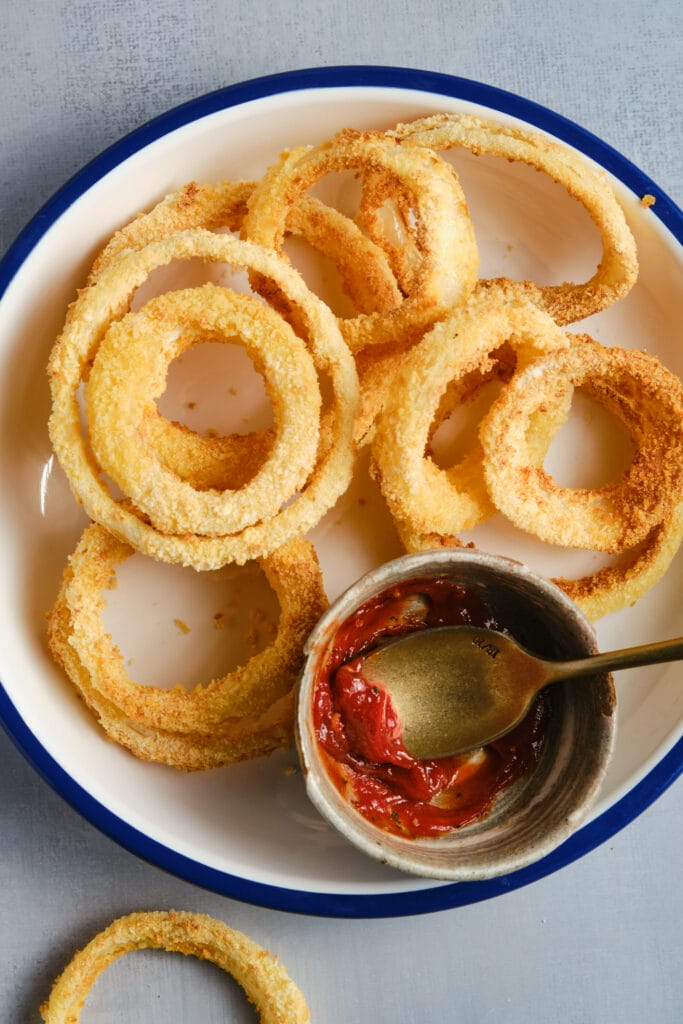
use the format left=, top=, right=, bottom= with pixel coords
left=1, top=1, right=682, bottom=1021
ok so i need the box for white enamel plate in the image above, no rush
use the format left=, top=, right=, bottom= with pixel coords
left=0, top=67, right=680, bottom=917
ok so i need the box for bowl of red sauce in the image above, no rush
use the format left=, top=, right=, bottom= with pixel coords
left=296, top=549, right=616, bottom=880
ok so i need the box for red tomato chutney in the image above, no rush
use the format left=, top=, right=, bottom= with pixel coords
left=312, top=576, right=552, bottom=839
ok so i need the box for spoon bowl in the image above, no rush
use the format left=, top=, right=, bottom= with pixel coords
left=297, top=548, right=617, bottom=880
left=362, top=626, right=683, bottom=759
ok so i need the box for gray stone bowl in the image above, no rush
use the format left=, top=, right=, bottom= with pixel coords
left=296, top=549, right=617, bottom=880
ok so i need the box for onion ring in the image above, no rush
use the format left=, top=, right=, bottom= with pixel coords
left=242, top=129, right=478, bottom=352
left=47, top=579, right=296, bottom=770
left=40, top=911, right=310, bottom=1023
left=48, top=230, right=359, bottom=569
left=388, top=327, right=683, bottom=620
left=88, top=179, right=253, bottom=277
left=480, top=341, right=683, bottom=552
left=371, top=287, right=571, bottom=538
left=52, top=523, right=327, bottom=737
left=367, top=112, right=639, bottom=324
left=86, top=285, right=321, bottom=536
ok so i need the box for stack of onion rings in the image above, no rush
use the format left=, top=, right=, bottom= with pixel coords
left=372, top=297, right=683, bottom=619
left=48, top=231, right=359, bottom=570
left=46, top=176, right=407, bottom=764
left=89, top=179, right=403, bottom=445
left=45, top=109, right=682, bottom=776
left=47, top=524, right=327, bottom=769
left=40, top=911, right=310, bottom=1023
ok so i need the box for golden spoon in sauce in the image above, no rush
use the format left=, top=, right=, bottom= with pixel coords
left=361, top=627, right=683, bottom=759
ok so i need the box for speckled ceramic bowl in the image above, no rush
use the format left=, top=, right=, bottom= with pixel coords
left=296, top=549, right=617, bottom=881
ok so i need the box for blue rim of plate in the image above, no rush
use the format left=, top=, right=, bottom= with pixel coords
left=0, top=64, right=681, bottom=918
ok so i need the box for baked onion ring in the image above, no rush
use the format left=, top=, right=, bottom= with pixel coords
left=145, top=416, right=274, bottom=491
left=480, top=341, right=683, bottom=552
left=53, top=522, right=327, bottom=736
left=88, top=179, right=253, bottom=278
left=86, top=285, right=321, bottom=536
left=40, top=911, right=310, bottom=1023
left=90, top=179, right=401, bottom=314
left=371, top=287, right=571, bottom=538
left=242, top=128, right=478, bottom=352
left=48, top=230, right=359, bottom=569
left=371, top=112, right=639, bottom=324
left=47, top=579, right=296, bottom=770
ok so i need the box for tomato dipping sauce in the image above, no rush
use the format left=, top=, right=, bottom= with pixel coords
left=312, top=576, right=551, bottom=839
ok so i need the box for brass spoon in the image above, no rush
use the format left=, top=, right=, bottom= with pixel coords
left=361, top=627, right=683, bottom=759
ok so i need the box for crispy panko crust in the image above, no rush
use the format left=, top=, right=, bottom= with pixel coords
left=47, top=524, right=327, bottom=767
left=390, top=326, right=683, bottom=621
left=86, top=285, right=321, bottom=536
left=89, top=178, right=402, bottom=445
left=40, top=911, right=310, bottom=1023
left=555, top=499, right=683, bottom=620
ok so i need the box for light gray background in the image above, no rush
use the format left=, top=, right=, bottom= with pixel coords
left=1, top=1, right=681, bottom=1021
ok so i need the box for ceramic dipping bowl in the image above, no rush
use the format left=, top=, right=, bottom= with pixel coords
left=296, top=548, right=617, bottom=880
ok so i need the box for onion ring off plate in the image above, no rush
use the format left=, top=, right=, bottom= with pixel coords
left=371, top=287, right=572, bottom=538
left=86, top=285, right=322, bottom=537
left=358, top=112, right=638, bottom=325
left=40, top=911, right=310, bottom=1023
left=48, top=230, right=359, bottom=569
left=242, top=129, right=479, bottom=352
left=479, top=341, right=683, bottom=552
left=47, top=523, right=328, bottom=762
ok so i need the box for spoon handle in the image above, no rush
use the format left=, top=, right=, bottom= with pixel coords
left=545, top=636, right=683, bottom=684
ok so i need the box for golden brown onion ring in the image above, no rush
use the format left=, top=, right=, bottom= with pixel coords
left=88, top=179, right=253, bottom=277
left=371, top=287, right=571, bottom=538
left=86, top=285, right=321, bottom=536
left=57, top=523, right=327, bottom=735
left=242, top=129, right=478, bottom=352
left=40, top=911, right=310, bottom=1023
left=47, top=578, right=296, bottom=770
left=373, top=112, right=639, bottom=324
left=285, top=193, right=402, bottom=316
left=90, top=179, right=401, bottom=314
left=48, top=230, right=359, bottom=570
left=480, top=341, right=683, bottom=552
